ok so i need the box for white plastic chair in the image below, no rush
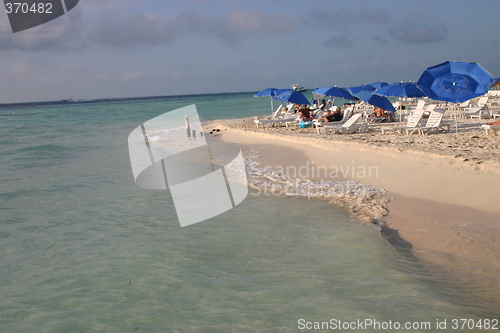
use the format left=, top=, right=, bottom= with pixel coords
left=482, top=124, right=500, bottom=135
left=381, top=109, right=424, bottom=135
left=412, top=108, right=450, bottom=135
left=314, top=108, right=352, bottom=134
left=320, top=113, right=365, bottom=135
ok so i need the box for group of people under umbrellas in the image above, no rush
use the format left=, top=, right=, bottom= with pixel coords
left=294, top=103, right=343, bottom=123
left=256, top=61, right=497, bottom=134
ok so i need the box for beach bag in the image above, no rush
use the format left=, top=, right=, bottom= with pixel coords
left=299, top=121, right=312, bottom=128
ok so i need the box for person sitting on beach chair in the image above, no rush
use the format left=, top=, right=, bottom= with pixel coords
left=322, top=108, right=343, bottom=122
left=318, top=99, right=327, bottom=110
left=374, top=106, right=392, bottom=122
left=299, top=105, right=314, bottom=121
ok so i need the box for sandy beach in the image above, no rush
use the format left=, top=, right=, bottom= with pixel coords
left=205, top=113, right=500, bottom=304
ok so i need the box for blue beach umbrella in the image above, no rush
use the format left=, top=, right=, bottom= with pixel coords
left=367, top=81, right=389, bottom=89
left=254, top=88, right=278, bottom=97
left=417, top=61, right=493, bottom=137
left=271, top=89, right=295, bottom=109
left=348, top=85, right=396, bottom=111
left=273, top=88, right=293, bottom=95
left=254, top=88, right=279, bottom=114
left=273, top=90, right=310, bottom=105
left=311, top=86, right=356, bottom=100
left=416, top=61, right=493, bottom=104
left=373, top=82, right=427, bottom=98
left=373, top=82, right=426, bottom=122
left=348, top=84, right=375, bottom=95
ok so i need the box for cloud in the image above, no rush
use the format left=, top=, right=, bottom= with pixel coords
left=310, top=5, right=392, bottom=30
left=0, top=8, right=299, bottom=51
left=95, top=74, right=110, bottom=80
left=324, top=35, right=353, bottom=48
left=208, top=10, right=296, bottom=46
left=93, top=10, right=298, bottom=48
left=309, top=9, right=350, bottom=30
left=225, top=10, right=291, bottom=33
left=80, top=0, right=138, bottom=14
left=390, top=23, right=448, bottom=44
left=94, top=12, right=177, bottom=47
left=121, top=71, right=144, bottom=81
left=357, top=6, right=392, bottom=25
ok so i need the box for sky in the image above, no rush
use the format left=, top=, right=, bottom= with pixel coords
left=0, top=0, right=499, bottom=103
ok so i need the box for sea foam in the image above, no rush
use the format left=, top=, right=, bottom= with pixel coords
left=244, top=147, right=392, bottom=225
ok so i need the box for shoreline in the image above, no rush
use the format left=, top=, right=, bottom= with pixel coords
left=205, top=117, right=500, bottom=305
left=214, top=119, right=500, bottom=213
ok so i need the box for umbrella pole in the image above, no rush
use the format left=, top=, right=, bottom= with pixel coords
left=270, top=97, right=274, bottom=115
left=454, top=106, right=459, bottom=139
left=399, top=98, right=403, bottom=123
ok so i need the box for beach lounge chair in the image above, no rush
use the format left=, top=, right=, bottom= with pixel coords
left=462, top=97, right=489, bottom=118
left=381, top=109, right=424, bottom=135
left=473, top=97, right=490, bottom=118
left=313, top=108, right=352, bottom=134
left=420, top=104, right=438, bottom=122
left=271, top=105, right=283, bottom=119
left=285, top=115, right=302, bottom=128
left=401, top=100, right=425, bottom=122
left=363, top=109, right=379, bottom=123
left=312, top=109, right=325, bottom=121
left=411, top=108, right=450, bottom=135
left=469, top=110, right=491, bottom=119
left=464, top=96, right=488, bottom=111
left=461, top=106, right=479, bottom=118
left=482, top=124, right=500, bottom=135
left=456, top=100, right=471, bottom=118
left=458, top=100, right=470, bottom=109
left=414, top=100, right=426, bottom=111
left=425, top=104, right=437, bottom=111
left=477, top=96, right=489, bottom=109
left=393, top=101, right=409, bottom=122
left=319, top=113, right=365, bottom=135
left=464, top=107, right=490, bottom=119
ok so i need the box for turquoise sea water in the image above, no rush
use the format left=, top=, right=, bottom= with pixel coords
left=0, top=93, right=498, bottom=332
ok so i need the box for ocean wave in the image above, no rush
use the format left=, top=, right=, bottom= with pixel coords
left=245, top=147, right=392, bottom=225
left=21, top=144, right=72, bottom=152
left=0, top=144, right=77, bottom=170
left=0, top=183, right=87, bottom=201
left=1, top=144, right=73, bottom=157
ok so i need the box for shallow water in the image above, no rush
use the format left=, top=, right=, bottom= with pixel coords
left=0, top=94, right=498, bottom=332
